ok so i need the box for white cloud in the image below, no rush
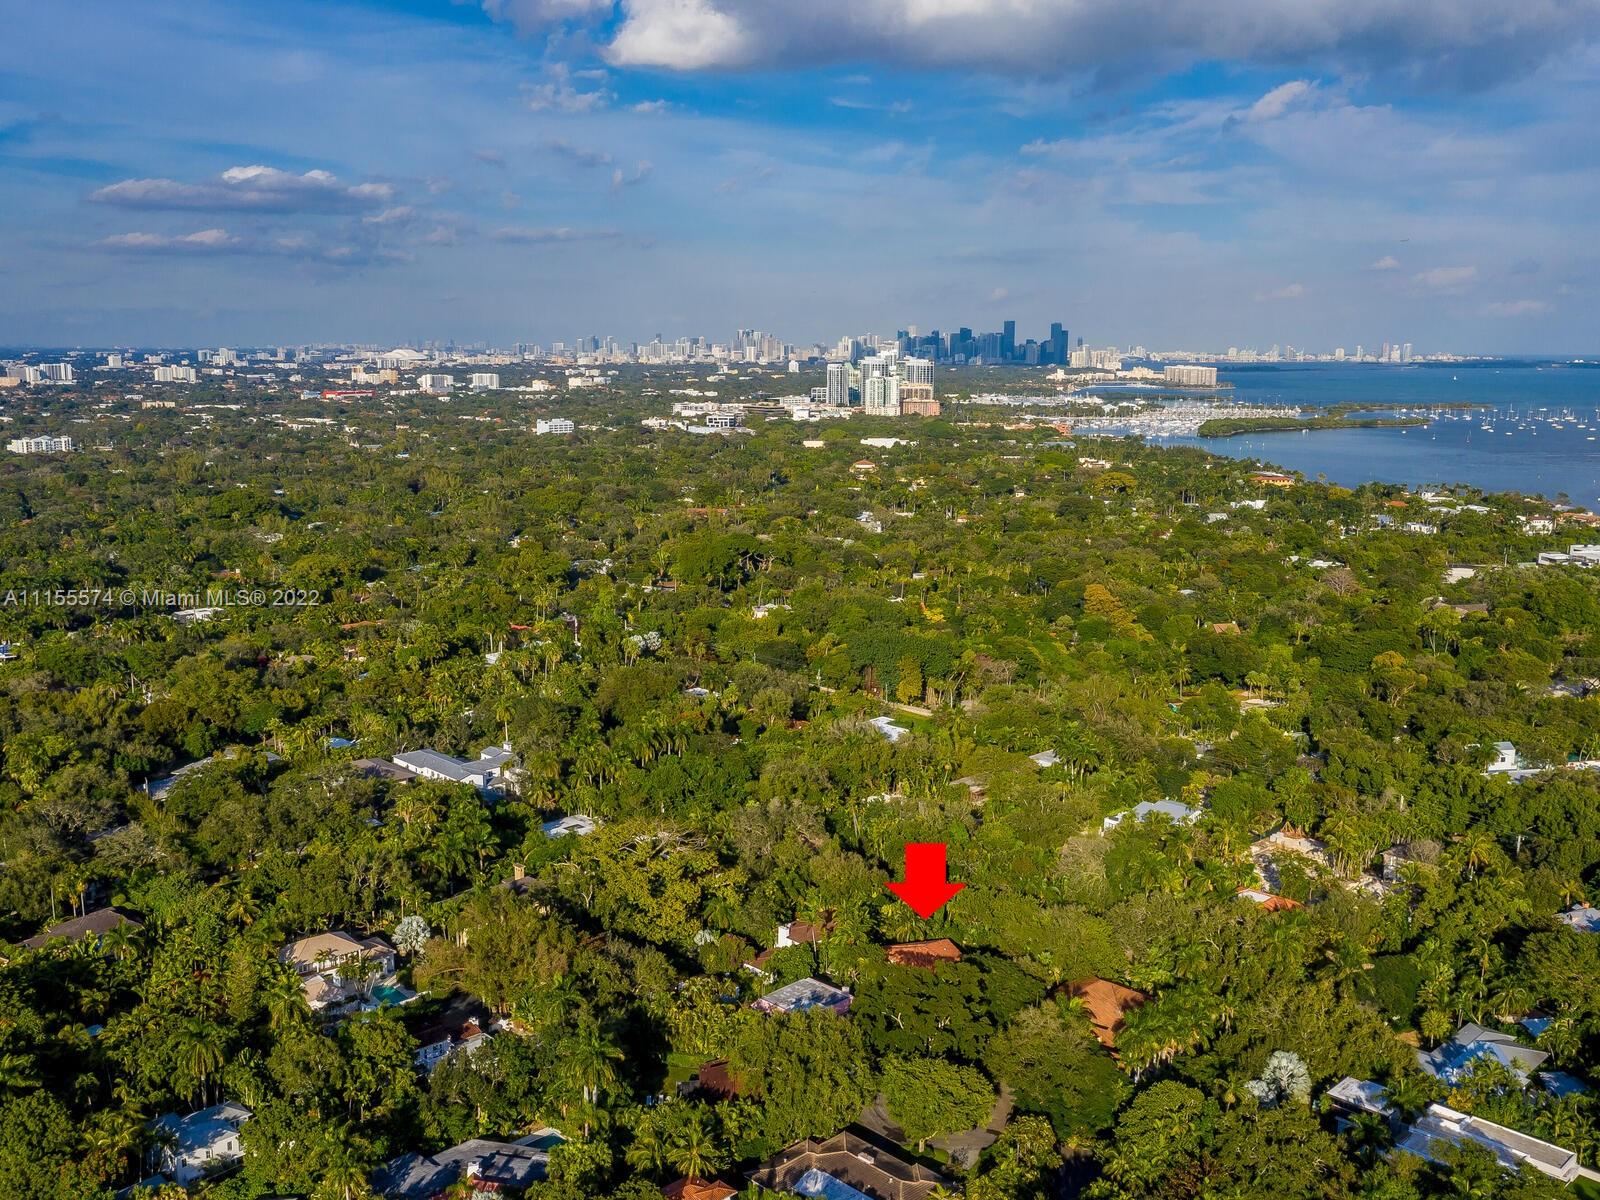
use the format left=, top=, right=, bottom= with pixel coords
left=89, top=166, right=393, bottom=212
left=1413, top=264, right=1478, bottom=291
left=491, top=225, right=623, bottom=242
left=363, top=206, right=415, bottom=225
left=95, top=228, right=239, bottom=252
left=1482, top=298, right=1550, bottom=315
left=1369, top=255, right=1401, bottom=270
left=604, top=0, right=753, bottom=70
left=1257, top=282, right=1307, bottom=300
left=1246, top=79, right=1316, bottom=122
left=610, top=161, right=653, bottom=190
left=630, top=99, right=670, bottom=114
left=522, top=64, right=612, bottom=112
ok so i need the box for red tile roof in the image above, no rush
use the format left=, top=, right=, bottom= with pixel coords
left=1066, top=977, right=1148, bottom=1049
left=663, top=1179, right=738, bottom=1200
left=885, top=938, right=963, bottom=968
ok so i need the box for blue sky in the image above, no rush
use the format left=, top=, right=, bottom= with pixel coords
left=3, top=0, right=1598, bottom=352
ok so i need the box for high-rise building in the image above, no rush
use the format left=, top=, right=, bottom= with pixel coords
left=1001, top=320, right=1016, bottom=361
left=1164, top=365, right=1218, bottom=387
left=469, top=373, right=501, bottom=389
left=863, top=374, right=900, bottom=416
left=826, top=362, right=850, bottom=407
left=1048, top=322, right=1068, bottom=365
left=6, top=435, right=75, bottom=454
left=418, top=374, right=455, bottom=394
left=42, top=363, right=74, bottom=383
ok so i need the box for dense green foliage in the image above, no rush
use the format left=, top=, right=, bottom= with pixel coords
left=1, top=375, right=1598, bottom=1199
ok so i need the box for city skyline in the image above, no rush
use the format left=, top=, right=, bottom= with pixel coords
left=3, top=1, right=1599, bottom=351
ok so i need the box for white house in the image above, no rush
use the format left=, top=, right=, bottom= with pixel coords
left=149, top=1102, right=252, bottom=1184
left=541, top=813, right=598, bottom=838
left=391, top=744, right=514, bottom=793
left=1103, top=800, right=1201, bottom=831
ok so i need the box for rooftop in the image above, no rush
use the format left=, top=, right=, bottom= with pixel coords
left=21, top=907, right=141, bottom=950
left=373, top=1132, right=562, bottom=1199
left=747, top=1131, right=952, bottom=1200
left=755, top=976, right=853, bottom=1015
left=885, top=939, right=963, bottom=969
left=1066, top=977, right=1147, bottom=1049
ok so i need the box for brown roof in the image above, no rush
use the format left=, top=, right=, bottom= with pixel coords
left=350, top=757, right=417, bottom=782
left=747, top=1132, right=952, bottom=1200
left=663, top=1180, right=737, bottom=1200
left=691, top=1060, right=744, bottom=1101
left=21, top=907, right=141, bottom=950
left=782, top=919, right=827, bottom=944
left=886, top=939, right=963, bottom=969
left=1066, top=977, right=1148, bottom=1050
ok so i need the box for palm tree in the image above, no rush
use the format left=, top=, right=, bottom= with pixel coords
left=625, top=1113, right=672, bottom=1176
left=561, top=1023, right=623, bottom=1133
left=176, top=1017, right=225, bottom=1106
left=0, top=1052, right=38, bottom=1098
left=265, top=966, right=310, bottom=1029
left=667, top=1105, right=719, bottom=1180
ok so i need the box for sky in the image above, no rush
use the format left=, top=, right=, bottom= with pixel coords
left=3, top=0, right=1599, bottom=353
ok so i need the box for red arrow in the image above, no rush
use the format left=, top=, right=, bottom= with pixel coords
left=885, top=842, right=965, bottom=919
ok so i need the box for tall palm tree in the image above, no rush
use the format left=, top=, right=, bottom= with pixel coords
left=625, top=1114, right=672, bottom=1176
left=265, top=966, right=310, bottom=1029
left=561, top=1023, right=623, bottom=1133
left=667, top=1105, right=719, bottom=1181
left=176, top=1017, right=225, bottom=1106
left=0, top=1053, right=38, bottom=1098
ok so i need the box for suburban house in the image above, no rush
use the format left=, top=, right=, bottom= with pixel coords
left=681, top=1060, right=744, bottom=1102
left=868, top=716, right=910, bottom=743
left=885, top=939, right=963, bottom=969
left=540, top=813, right=599, bottom=838
left=1483, top=741, right=1543, bottom=781
left=373, top=1130, right=565, bottom=1199
left=663, top=1178, right=739, bottom=1200
left=1250, top=470, right=1295, bottom=487
left=1325, top=1077, right=1578, bottom=1183
left=753, top=977, right=853, bottom=1016
left=145, top=748, right=283, bottom=800
left=280, top=930, right=399, bottom=1012
left=744, top=918, right=832, bottom=977
left=391, top=744, right=516, bottom=793
left=1065, top=978, right=1147, bottom=1051
left=1236, top=887, right=1303, bottom=912
left=149, top=1102, right=252, bottom=1185
left=1102, top=799, right=1200, bottom=831
left=1381, top=840, right=1443, bottom=882
left=747, top=1131, right=954, bottom=1200
left=21, top=906, right=141, bottom=951
left=1557, top=904, right=1600, bottom=933
left=350, top=758, right=419, bottom=784
left=1417, top=1022, right=1549, bottom=1085
left=412, top=1016, right=491, bottom=1074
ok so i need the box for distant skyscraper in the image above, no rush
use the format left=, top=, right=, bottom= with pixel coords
left=826, top=362, right=850, bottom=407
left=1048, top=322, right=1068, bottom=365
left=1001, top=320, right=1016, bottom=361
